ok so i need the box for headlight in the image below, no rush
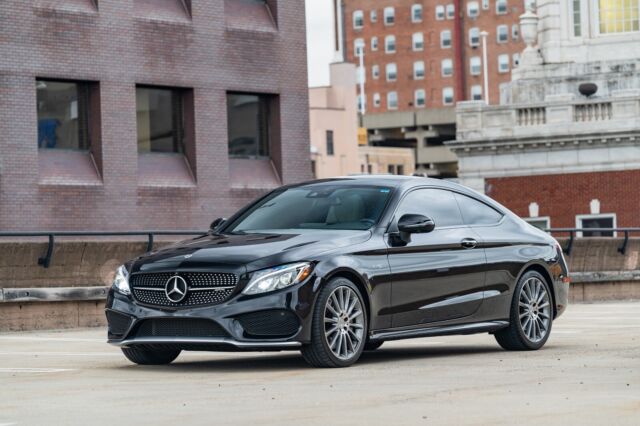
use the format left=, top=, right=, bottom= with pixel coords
left=242, top=262, right=313, bottom=295
left=112, top=265, right=131, bottom=295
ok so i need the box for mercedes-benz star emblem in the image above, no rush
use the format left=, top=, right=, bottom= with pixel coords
left=165, top=275, right=188, bottom=303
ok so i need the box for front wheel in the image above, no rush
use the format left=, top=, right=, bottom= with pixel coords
left=495, top=270, right=553, bottom=351
left=301, top=278, right=368, bottom=368
left=121, top=347, right=181, bottom=365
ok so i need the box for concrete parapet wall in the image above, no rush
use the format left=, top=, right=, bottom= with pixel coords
left=0, top=237, right=639, bottom=331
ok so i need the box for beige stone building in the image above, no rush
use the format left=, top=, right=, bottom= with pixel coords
left=309, top=62, right=361, bottom=179
left=358, top=146, right=415, bottom=176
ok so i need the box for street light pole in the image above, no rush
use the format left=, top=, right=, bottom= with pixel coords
left=480, top=30, right=489, bottom=105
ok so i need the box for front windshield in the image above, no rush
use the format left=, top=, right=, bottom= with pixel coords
left=225, top=184, right=393, bottom=233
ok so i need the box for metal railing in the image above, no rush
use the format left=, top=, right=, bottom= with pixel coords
left=545, top=228, right=640, bottom=256
left=0, top=231, right=206, bottom=268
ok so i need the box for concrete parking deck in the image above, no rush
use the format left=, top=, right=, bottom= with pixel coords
left=0, top=303, right=638, bottom=425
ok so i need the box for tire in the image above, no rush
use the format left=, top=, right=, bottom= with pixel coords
left=364, top=340, right=384, bottom=351
left=301, top=277, right=368, bottom=368
left=121, top=346, right=181, bottom=365
left=495, top=270, right=553, bottom=351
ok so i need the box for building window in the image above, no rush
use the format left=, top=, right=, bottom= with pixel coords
left=414, top=61, right=425, bottom=79
left=468, top=1, right=480, bottom=17
left=446, top=4, right=455, bottom=19
left=497, top=24, right=509, bottom=43
left=572, top=0, right=582, bottom=36
left=525, top=217, right=550, bottom=230
left=326, top=130, right=334, bottom=156
left=354, top=38, right=365, bottom=56
left=372, top=65, right=380, bottom=79
left=370, top=9, right=378, bottom=23
left=397, top=164, right=405, bottom=175
left=435, top=5, right=445, bottom=20
left=441, top=58, right=453, bottom=77
left=373, top=93, right=381, bottom=107
left=36, top=79, right=92, bottom=151
left=513, top=53, right=521, bottom=67
left=471, top=85, right=482, bottom=100
left=371, top=36, right=379, bottom=51
left=137, top=86, right=185, bottom=154
left=496, top=0, right=507, bottom=14
left=498, top=54, right=510, bottom=73
left=412, top=4, right=423, bottom=22
left=386, top=63, right=397, bottom=81
left=442, top=87, right=454, bottom=105
left=227, top=93, right=272, bottom=158
left=483, top=0, right=490, bottom=10
left=387, top=164, right=396, bottom=174
left=576, top=214, right=617, bottom=237
left=387, top=91, right=398, bottom=109
left=597, top=1, right=639, bottom=34
left=512, top=24, right=520, bottom=40
left=412, top=32, right=424, bottom=51
left=415, top=89, right=426, bottom=107
left=385, top=35, right=396, bottom=53
left=353, top=10, right=364, bottom=29
left=469, top=27, right=480, bottom=46
left=384, top=7, right=395, bottom=25
left=470, top=56, right=482, bottom=75
left=441, top=30, right=452, bottom=48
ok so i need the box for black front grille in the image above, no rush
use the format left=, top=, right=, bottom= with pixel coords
left=130, top=272, right=237, bottom=308
left=236, top=310, right=300, bottom=338
left=106, top=310, right=132, bottom=337
left=134, top=318, right=228, bottom=338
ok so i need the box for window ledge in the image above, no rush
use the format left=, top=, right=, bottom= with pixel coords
left=38, top=150, right=102, bottom=187
left=138, top=153, right=196, bottom=188
left=33, top=1, right=98, bottom=18
left=229, top=158, right=280, bottom=190
left=224, top=0, right=277, bottom=34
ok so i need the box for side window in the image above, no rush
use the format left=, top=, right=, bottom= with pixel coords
left=454, top=193, right=503, bottom=225
left=397, top=189, right=464, bottom=228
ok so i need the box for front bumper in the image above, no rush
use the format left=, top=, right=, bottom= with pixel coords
left=106, top=276, right=320, bottom=351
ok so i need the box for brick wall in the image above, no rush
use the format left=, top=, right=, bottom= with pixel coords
left=343, top=0, right=525, bottom=111
left=486, top=170, right=640, bottom=228
left=0, top=0, right=312, bottom=232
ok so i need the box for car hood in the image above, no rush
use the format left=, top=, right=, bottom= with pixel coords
left=131, top=229, right=372, bottom=274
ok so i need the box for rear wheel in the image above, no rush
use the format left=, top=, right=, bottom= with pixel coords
left=495, top=270, right=553, bottom=351
left=121, top=347, right=181, bottom=365
left=301, top=278, right=367, bottom=368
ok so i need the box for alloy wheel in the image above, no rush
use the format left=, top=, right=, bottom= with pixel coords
left=323, top=286, right=365, bottom=360
left=518, top=277, right=551, bottom=343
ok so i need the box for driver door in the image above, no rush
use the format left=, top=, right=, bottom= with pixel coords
left=387, top=188, right=487, bottom=328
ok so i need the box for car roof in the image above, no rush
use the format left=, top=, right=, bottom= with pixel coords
left=292, top=175, right=466, bottom=191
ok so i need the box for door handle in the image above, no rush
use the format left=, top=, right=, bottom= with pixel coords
left=461, top=238, right=477, bottom=249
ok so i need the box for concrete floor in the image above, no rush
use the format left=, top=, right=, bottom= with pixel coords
left=0, top=303, right=638, bottom=426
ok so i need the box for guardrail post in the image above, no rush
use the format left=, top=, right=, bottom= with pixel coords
left=37, top=234, right=55, bottom=268
left=618, top=230, right=629, bottom=255
left=147, top=233, right=154, bottom=252
left=564, top=231, right=574, bottom=256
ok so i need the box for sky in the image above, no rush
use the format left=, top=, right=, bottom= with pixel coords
left=305, top=0, right=335, bottom=87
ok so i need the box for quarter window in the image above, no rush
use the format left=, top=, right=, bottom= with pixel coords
left=397, top=189, right=464, bottom=228
left=454, top=193, right=503, bottom=225
left=37, top=79, right=92, bottom=151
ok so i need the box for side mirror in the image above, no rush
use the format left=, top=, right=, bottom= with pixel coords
left=209, top=217, right=227, bottom=232
left=397, top=214, right=435, bottom=234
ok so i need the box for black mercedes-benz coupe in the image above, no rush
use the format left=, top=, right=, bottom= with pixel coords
left=106, top=176, right=569, bottom=368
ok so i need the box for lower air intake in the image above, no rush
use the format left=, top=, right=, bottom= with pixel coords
left=236, top=310, right=300, bottom=338
left=134, top=318, right=228, bottom=338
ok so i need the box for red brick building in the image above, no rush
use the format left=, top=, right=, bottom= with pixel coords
left=341, top=0, right=529, bottom=176
left=0, top=0, right=311, bottom=231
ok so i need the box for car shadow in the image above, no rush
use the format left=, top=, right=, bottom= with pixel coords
left=119, top=344, right=504, bottom=372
